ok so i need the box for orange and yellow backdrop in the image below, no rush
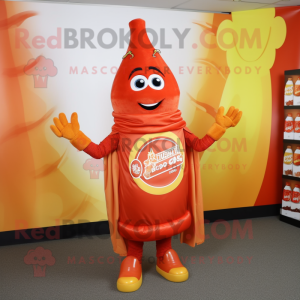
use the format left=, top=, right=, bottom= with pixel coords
left=0, top=2, right=299, bottom=232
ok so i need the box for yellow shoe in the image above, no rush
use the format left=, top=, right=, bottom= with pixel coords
left=117, top=256, right=142, bottom=292
left=117, top=275, right=142, bottom=292
left=156, top=249, right=189, bottom=282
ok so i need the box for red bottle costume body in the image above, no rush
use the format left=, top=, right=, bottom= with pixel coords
left=50, top=18, right=242, bottom=292
left=85, top=129, right=214, bottom=243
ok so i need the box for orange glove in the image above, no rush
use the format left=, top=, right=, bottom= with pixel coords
left=215, top=106, right=242, bottom=129
left=50, top=112, right=91, bottom=150
left=207, top=106, right=242, bottom=140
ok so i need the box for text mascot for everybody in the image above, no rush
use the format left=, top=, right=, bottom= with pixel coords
left=50, top=18, right=242, bottom=292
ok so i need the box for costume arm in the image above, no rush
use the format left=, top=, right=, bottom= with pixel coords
left=50, top=112, right=120, bottom=157
left=184, top=130, right=215, bottom=152
left=185, top=106, right=243, bottom=152
left=83, top=133, right=119, bottom=159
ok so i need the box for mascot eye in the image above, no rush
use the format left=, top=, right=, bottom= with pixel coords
left=148, top=74, right=164, bottom=90
left=130, top=75, right=148, bottom=91
left=43, top=67, right=47, bottom=70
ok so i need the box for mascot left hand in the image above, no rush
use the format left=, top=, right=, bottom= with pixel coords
left=216, top=106, right=242, bottom=129
left=50, top=112, right=91, bottom=150
left=207, top=106, right=242, bottom=141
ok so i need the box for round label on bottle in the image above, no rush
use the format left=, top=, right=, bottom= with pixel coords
left=284, top=153, right=293, bottom=165
left=295, top=121, right=300, bottom=133
left=283, top=189, right=292, bottom=201
left=284, top=121, right=294, bottom=133
left=285, top=84, right=293, bottom=96
left=294, top=85, right=300, bottom=96
left=129, top=132, right=184, bottom=195
left=294, top=153, right=300, bottom=166
left=292, top=191, right=300, bottom=203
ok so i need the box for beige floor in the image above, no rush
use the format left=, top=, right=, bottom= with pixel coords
left=0, top=216, right=299, bottom=300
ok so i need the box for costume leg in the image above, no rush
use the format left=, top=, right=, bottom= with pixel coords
left=117, top=239, right=143, bottom=293
left=156, top=237, right=172, bottom=261
left=156, top=237, right=189, bottom=282
left=127, top=240, right=144, bottom=264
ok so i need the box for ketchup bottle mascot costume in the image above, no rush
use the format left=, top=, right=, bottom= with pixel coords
left=50, top=19, right=242, bottom=292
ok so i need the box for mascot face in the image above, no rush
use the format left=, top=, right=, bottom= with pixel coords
left=111, top=19, right=180, bottom=114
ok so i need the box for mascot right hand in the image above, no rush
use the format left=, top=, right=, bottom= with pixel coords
left=51, top=112, right=80, bottom=140
left=50, top=112, right=91, bottom=150
left=215, top=106, right=242, bottom=129
left=207, top=106, right=242, bottom=141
